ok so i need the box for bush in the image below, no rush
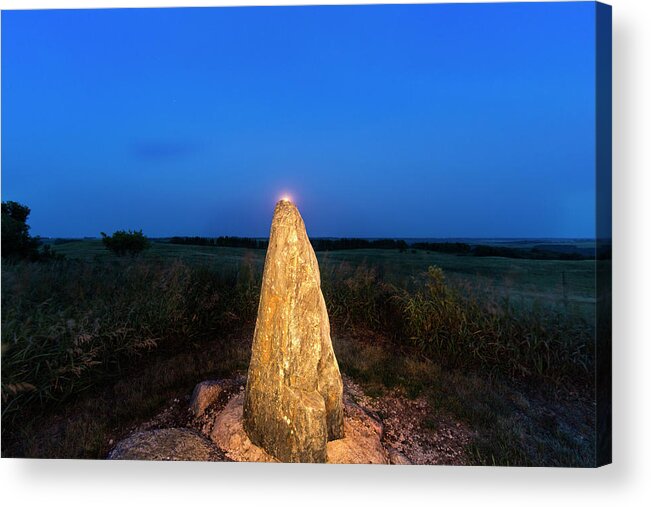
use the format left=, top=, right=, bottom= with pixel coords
left=101, top=230, right=151, bottom=256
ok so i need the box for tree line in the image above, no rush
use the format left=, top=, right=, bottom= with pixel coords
left=415, top=242, right=600, bottom=260
left=169, top=236, right=409, bottom=252
left=3, top=200, right=605, bottom=261
left=169, top=236, right=268, bottom=249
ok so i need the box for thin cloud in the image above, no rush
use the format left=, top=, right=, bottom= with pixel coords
left=129, top=140, right=198, bottom=161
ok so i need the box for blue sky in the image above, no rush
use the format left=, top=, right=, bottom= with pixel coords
left=2, top=3, right=597, bottom=238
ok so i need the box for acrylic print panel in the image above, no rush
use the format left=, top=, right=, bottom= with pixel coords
left=0, top=1, right=611, bottom=466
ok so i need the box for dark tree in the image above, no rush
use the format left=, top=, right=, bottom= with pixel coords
left=101, top=229, right=151, bottom=256
left=1, top=201, right=42, bottom=260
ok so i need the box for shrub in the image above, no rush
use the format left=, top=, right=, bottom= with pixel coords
left=101, top=229, right=151, bottom=256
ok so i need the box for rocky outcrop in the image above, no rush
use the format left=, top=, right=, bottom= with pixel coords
left=108, top=428, right=225, bottom=461
left=243, top=199, right=344, bottom=463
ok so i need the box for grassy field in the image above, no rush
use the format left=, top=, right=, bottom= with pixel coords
left=2, top=239, right=600, bottom=465
left=53, top=239, right=597, bottom=319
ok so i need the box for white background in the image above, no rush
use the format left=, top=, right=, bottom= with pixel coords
left=0, top=0, right=649, bottom=505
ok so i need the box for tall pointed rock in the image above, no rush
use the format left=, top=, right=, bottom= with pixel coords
left=243, top=199, right=344, bottom=462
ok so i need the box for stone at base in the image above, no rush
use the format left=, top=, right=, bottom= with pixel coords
left=211, top=394, right=277, bottom=462
left=108, top=428, right=225, bottom=461
left=211, top=394, right=389, bottom=464
left=189, top=380, right=223, bottom=418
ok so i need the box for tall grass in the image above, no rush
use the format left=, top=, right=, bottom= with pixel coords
left=322, top=264, right=593, bottom=384
left=321, top=261, right=398, bottom=330
left=1, top=258, right=259, bottom=418
left=2, top=256, right=592, bottom=426
left=396, top=267, right=593, bottom=382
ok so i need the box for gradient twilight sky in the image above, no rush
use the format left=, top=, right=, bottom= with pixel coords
left=1, top=3, right=597, bottom=238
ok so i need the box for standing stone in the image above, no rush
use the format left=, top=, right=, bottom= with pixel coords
left=243, top=199, right=344, bottom=462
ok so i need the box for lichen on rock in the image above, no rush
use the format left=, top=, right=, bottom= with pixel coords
left=242, top=199, right=344, bottom=463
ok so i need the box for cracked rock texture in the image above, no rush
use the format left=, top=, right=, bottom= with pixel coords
left=243, top=199, right=344, bottom=463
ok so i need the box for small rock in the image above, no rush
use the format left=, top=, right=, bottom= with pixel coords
left=189, top=381, right=223, bottom=418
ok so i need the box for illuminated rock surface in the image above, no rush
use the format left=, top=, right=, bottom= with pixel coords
left=212, top=392, right=388, bottom=464
left=108, top=428, right=224, bottom=461
left=189, top=380, right=223, bottom=418
left=242, top=199, right=344, bottom=462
